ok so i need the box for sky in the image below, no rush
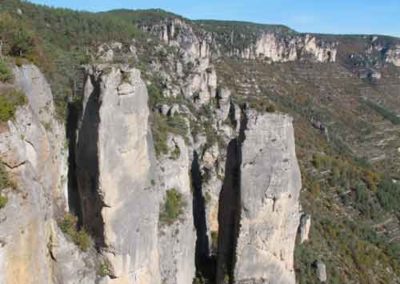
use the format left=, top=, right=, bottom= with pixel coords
left=28, top=0, right=400, bottom=37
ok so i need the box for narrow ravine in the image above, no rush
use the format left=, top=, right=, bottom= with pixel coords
left=217, top=107, right=247, bottom=284
left=66, top=99, right=83, bottom=223
left=216, top=138, right=242, bottom=284
left=72, top=73, right=106, bottom=248
left=192, top=151, right=217, bottom=282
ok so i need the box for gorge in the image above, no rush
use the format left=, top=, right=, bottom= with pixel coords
left=0, top=1, right=400, bottom=283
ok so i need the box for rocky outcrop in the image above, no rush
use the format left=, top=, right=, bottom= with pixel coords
left=75, top=64, right=161, bottom=283
left=299, top=214, right=311, bottom=244
left=75, top=64, right=196, bottom=283
left=386, top=45, right=400, bottom=66
left=315, top=260, right=327, bottom=283
left=141, top=18, right=211, bottom=61
left=234, top=33, right=337, bottom=62
left=158, top=136, right=196, bottom=284
left=142, top=18, right=337, bottom=64
left=0, top=65, right=95, bottom=284
left=142, top=18, right=218, bottom=106
left=233, top=112, right=301, bottom=284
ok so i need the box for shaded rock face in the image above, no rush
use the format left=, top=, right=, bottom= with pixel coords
left=0, top=65, right=95, bottom=284
left=233, top=112, right=302, bottom=284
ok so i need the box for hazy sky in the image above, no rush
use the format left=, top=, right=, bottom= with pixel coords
left=29, top=0, right=400, bottom=37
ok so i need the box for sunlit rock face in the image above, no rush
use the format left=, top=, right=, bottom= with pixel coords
left=234, top=112, right=302, bottom=284
left=0, top=65, right=95, bottom=284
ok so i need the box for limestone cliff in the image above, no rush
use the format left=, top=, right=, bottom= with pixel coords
left=74, top=64, right=197, bottom=283
left=232, top=33, right=337, bottom=62
left=234, top=112, right=301, bottom=284
left=75, top=64, right=162, bottom=283
left=386, top=45, right=400, bottom=66
left=1, top=3, right=399, bottom=283
left=0, top=65, right=96, bottom=284
left=69, top=55, right=303, bottom=284
left=141, top=18, right=336, bottom=64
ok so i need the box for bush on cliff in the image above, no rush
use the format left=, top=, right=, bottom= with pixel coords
left=0, top=195, right=7, bottom=209
left=152, top=112, right=188, bottom=157
left=59, top=213, right=91, bottom=251
left=0, top=59, right=13, bottom=82
left=0, top=89, right=27, bottom=122
left=159, top=188, right=185, bottom=225
left=0, top=160, right=13, bottom=209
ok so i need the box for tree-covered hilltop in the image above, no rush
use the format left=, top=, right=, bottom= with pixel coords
left=0, top=0, right=144, bottom=117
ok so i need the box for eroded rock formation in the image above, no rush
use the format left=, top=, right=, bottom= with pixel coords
left=0, top=65, right=96, bottom=284
left=233, top=112, right=301, bottom=284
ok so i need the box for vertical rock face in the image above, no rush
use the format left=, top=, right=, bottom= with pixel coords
left=234, top=112, right=302, bottom=284
left=76, top=64, right=161, bottom=283
left=76, top=64, right=196, bottom=283
left=157, top=136, right=196, bottom=284
left=0, top=65, right=94, bottom=284
left=141, top=18, right=211, bottom=61
left=252, top=33, right=337, bottom=62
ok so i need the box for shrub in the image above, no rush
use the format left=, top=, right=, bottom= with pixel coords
left=211, top=230, right=218, bottom=251
left=98, top=261, right=112, bottom=277
left=266, top=104, right=276, bottom=113
left=247, top=97, right=277, bottom=113
left=59, top=213, right=91, bottom=251
left=171, top=145, right=181, bottom=160
left=159, top=188, right=185, bottom=225
left=73, top=229, right=91, bottom=252
left=193, top=275, right=206, bottom=284
left=0, top=59, right=13, bottom=82
left=377, top=178, right=400, bottom=212
left=0, top=195, right=7, bottom=209
left=0, top=161, right=12, bottom=190
left=152, top=112, right=188, bottom=157
left=0, top=89, right=27, bottom=122
left=147, top=82, right=164, bottom=108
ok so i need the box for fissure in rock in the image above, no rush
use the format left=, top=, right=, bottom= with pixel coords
left=66, top=99, right=82, bottom=222
left=216, top=107, right=247, bottom=284
left=192, top=151, right=217, bottom=282
left=68, top=73, right=105, bottom=248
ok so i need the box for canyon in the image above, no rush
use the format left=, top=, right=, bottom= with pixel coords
left=0, top=1, right=400, bottom=284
